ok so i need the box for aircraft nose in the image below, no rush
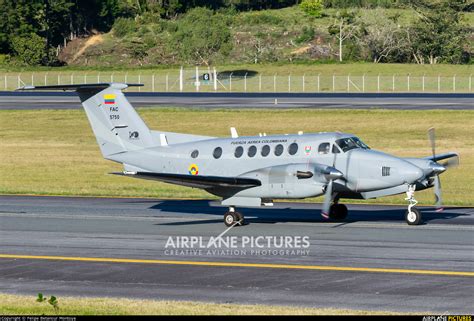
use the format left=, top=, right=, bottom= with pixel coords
left=399, top=162, right=424, bottom=184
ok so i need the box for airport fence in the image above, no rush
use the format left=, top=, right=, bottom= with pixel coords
left=2, top=67, right=473, bottom=93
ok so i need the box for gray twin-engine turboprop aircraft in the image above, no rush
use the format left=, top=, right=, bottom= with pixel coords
left=19, top=83, right=459, bottom=226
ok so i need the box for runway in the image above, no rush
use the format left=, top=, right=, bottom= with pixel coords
left=0, top=195, right=473, bottom=313
left=1, top=91, right=473, bottom=110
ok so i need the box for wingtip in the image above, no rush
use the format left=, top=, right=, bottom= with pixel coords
left=321, top=212, right=329, bottom=219
left=15, top=85, right=35, bottom=91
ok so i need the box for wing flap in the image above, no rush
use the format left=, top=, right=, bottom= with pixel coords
left=111, top=171, right=261, bottom=189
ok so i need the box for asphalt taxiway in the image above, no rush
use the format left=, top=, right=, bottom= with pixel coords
left=0, top=92, right=473, bottom=110
left=0, top=195, right=473, bottom=313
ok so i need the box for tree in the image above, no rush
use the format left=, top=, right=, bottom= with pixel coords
left=44, top=0, right=73, bottom=48
left=170, top=7, right=232, bottom=65
left=245, top=33, right=278, bottom=63
left=357, top=9, right=405, bottom=63
left=0, top=0, right=44, bottom=53
left=300, top=0, right=323, bottom=18
left=11, top=33, right=46, bottom=65
left=328, top=10, right=358, bottom=62
left=408, top=0, right=468, bottom=64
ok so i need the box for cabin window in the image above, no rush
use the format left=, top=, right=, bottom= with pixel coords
left=318, top=143, right=330, bottom=154
left=288, top=143, right=298, bottom=155
left=332, top=144, right=341, bottom=153
left=213, top=147, right=222, bottom=159
left=248, top=145, right=257, bottom=157
left=274, top=144, right=284, bottom=156
left=261, top=145, right=270, bottom=157
left=234, top=146, right=243, bottom=158
left=191, top=150, right=199, bottom=158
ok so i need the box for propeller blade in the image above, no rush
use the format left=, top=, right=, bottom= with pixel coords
left=440, top=155, right=460, bottom=169
left=433, top=175, right=443, bottom=211
left=322, top=132, right=342, bottom=219
left=321, top=180, right=333, bottom=219
left=332, top=132, right=342, bottom=167
left=428, top=127, right=444, bottom=212
left=428, top=127, right=436, bottom=159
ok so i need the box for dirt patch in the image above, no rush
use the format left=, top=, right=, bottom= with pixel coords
left=60, top=35, right=104, bottom=64
left=71, top=35, right=104, bottom=62
left=291, top=45, right=311, bottom=55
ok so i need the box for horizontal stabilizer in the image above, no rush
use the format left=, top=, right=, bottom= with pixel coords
left=16, top=83, right=143, bottom=91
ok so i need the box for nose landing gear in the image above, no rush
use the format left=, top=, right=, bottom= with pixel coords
left=405, top=185, right=422, bottom=225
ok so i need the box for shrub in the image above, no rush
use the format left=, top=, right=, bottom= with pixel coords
left=113, top=18, right=138, bottom=38
left=0, top=54, right=10, bottom=65
left=323, top=0, right=400, bottom=8
left=300, top=0, right=324, bottom=18
left=42, top=47, right=64, bottom=66
left=295, top=26, right=316, bottom=44
left=240, top=12, right=284, bottom=25
left=170, top=7, right=232, bottom=65
left=11, top=33, right=46, bottom=66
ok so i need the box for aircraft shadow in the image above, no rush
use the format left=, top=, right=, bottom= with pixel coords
left=148, top=200, right=471, bottom=226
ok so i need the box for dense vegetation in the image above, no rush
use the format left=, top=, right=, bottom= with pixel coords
left=0, top=0, right=471, bottom=67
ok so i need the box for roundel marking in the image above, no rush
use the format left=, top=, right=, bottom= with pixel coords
left=188, top=164, right=199, bottom=175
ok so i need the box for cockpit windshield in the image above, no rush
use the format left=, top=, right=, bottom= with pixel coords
left=335, top=137, right=370, bottom=152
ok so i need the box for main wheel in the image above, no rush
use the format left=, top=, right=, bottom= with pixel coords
left=234, top=212, right=245, bottom=225
left=224, top=211, right=238, bottom=227
left=405, top=207, right=422, bottom=225
left=329, top=204, right=348, bottom=220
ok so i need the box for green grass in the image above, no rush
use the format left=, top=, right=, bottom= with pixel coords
left=0, top=293, right=407, bottom=315
left=2, top=62, right=473, bottom=75
left=0, top=108, right=472, bottom=206
left=2, top=64, right=473, bottom=92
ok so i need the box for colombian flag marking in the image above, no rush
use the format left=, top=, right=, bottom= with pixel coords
left=188, top=164, right=199, bottom=175
left=104, top=94, right=116, bottom=105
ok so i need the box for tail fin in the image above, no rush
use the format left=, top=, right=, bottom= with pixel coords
left=18, top=83, right=154, bottom=158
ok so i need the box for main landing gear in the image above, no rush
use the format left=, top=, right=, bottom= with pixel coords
left=405, top=184, right=422, bottom=225
left=223, top=206, right=245, bottom=227
left=328, top=201, right=348, bottom=221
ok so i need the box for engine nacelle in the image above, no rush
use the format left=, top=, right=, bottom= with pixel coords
left=236, top=163, right=326, bottom=199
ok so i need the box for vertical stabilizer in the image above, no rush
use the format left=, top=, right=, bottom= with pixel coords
left=18, top=83, right=154, bottom=158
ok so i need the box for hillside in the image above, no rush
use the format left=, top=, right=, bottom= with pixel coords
left=59, top=6, right=474, bottom=67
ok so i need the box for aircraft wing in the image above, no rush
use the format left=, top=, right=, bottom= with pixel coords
left=111, top=171, right=261, bottom=189
left=423, top=152, right=459, bottom=162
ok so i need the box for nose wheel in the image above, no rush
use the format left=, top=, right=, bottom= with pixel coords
left=224, top=207, right=244, bottom=227
left=405, top=207, right=421, bottom=225
left=405, top=184, right=422, bottom=225
left=329, top=203, right=348, bottom=220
